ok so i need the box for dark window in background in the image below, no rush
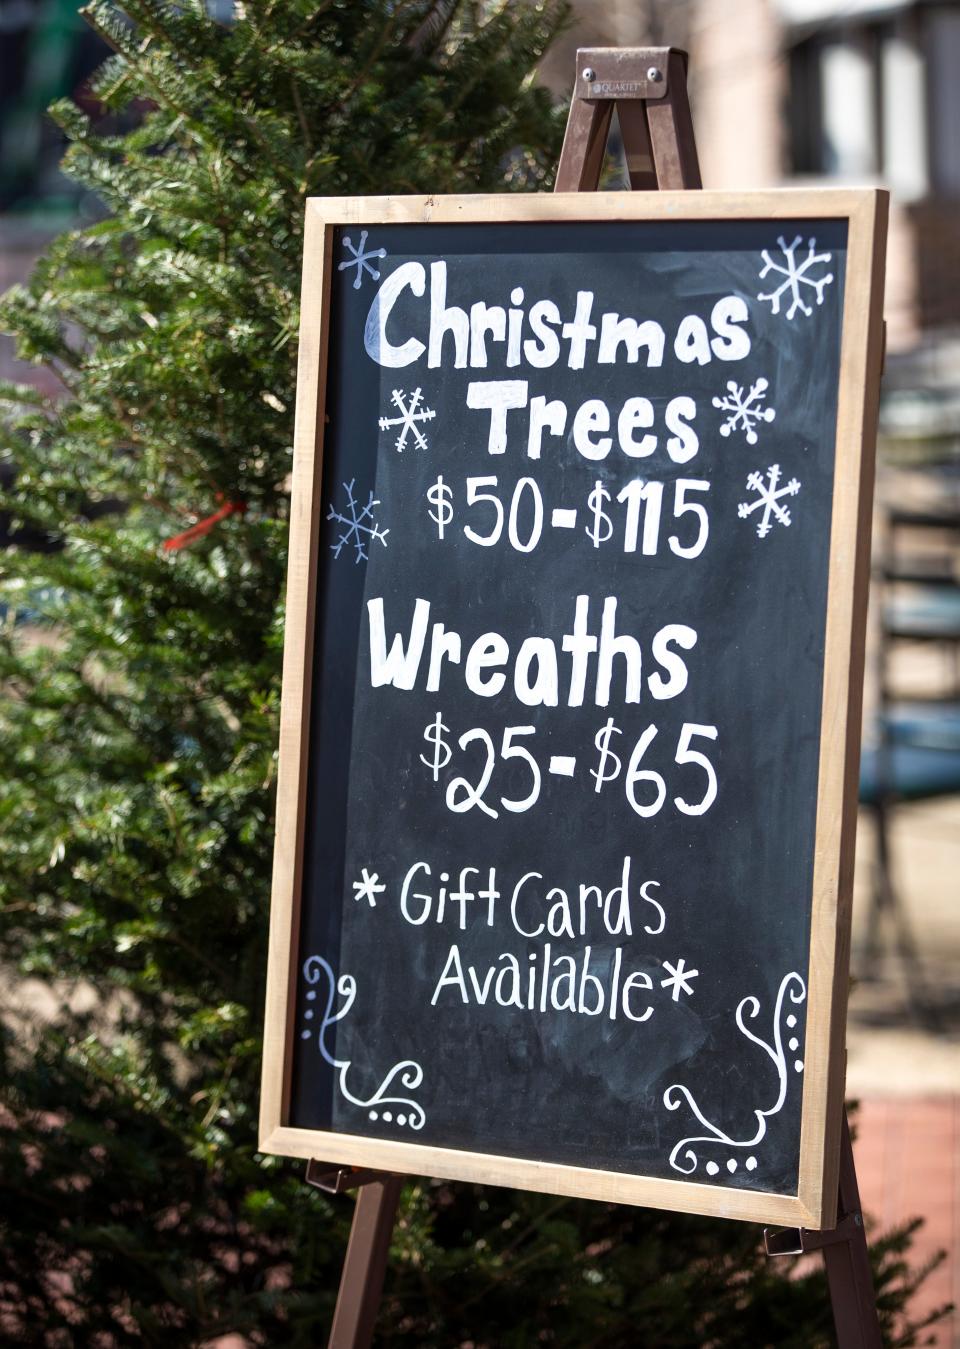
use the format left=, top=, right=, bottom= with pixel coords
left=787, top=36, right=822, bottom=176
left=785, top=6, right=960, bottom=203
left=0, top=4, right=113, bottom=555
left=0, top=0, right=108, bottom=212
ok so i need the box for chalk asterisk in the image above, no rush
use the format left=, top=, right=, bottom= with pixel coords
left=661, top=958, right=699, bottom=1001
left=338, top=230, right=387, bottom=290
left=353, top=868, right=386, bottom=908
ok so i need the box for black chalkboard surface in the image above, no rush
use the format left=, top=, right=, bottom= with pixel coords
left=261, top=193, right=887, bottom=1229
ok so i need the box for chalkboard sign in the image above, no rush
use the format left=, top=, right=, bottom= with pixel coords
left=260, top=191, right=887, bottom=1230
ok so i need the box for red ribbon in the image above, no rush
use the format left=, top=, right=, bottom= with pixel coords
left=162, top=499, right=246, bottom=553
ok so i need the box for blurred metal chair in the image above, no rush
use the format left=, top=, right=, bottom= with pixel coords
left=858, top=495, right=960, bottom=1019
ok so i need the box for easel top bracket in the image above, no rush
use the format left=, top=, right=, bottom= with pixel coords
left=574, top=46, right=674, bottom=102
left=556, top=46, right=699, bottom=191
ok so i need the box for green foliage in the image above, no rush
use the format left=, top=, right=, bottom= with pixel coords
left=0, top=2, right=948, bottom=1344
left=380, top=1180, right=949, bottom=1348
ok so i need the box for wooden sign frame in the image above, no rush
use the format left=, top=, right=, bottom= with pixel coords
left=259, top=188, right=887, bottom=1231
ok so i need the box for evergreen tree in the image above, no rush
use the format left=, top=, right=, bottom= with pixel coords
left=0, top=2, right=947, bottom=1343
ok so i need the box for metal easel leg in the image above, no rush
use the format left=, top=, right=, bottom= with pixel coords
left=328, top=1175, right=402, bottom=1349
left=554, top=95, right=613, bottom=192
left=823, top=1120, right=882, bottom=1349
left=645, top=49, right=702, bottom=189
left=616, top=100, right=658, bottom=190
left=306, top=1162, right=403, bottom=1349
left=765, top=1117, right=881, bottom=1349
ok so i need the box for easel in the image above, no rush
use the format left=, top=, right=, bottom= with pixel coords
left=309, top=48, right=883, bottom=1349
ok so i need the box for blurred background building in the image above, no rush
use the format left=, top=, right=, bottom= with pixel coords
left=4, top=0, right=960, bottom=413
left=545, top=0, right=960, bottom=360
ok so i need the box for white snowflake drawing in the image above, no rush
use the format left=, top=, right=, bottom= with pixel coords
left=738, top=464, right=802, bottom=539
left=758, top=235, right=834, bottom=319
left=713, top=377, right=777, bottom=445
left=338, top=230, right=387, bottom=290
left=327, top=479, right=389, bottom=562
left=378, top=387, right=436, bottom=453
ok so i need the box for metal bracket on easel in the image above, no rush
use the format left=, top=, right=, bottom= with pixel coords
left=305, top=1160, right=394, bottom=1195
left=764, top=1211, right=863, bottom=1257
left=554, top=46, right=701, bottom=193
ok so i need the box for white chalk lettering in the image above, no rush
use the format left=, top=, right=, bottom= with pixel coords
left=368, top=596, right=429, bottom=689
left=368, top=596, right=697, bottom=708
left=466, top=380, right=528, bottom=455
left=363, top=261, right=426, bottom=368
left=428, top=261, right=469, bottom=369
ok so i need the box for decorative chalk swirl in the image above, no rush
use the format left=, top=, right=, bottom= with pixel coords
left=663, top=972, right=806, bottom=1175
left=302, top=955, right=425, bottom=1130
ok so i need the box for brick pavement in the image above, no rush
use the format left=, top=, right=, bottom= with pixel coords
left=853, top=1098, right=959, bottom=1346
left=849, top=793, right=960, bottom=1348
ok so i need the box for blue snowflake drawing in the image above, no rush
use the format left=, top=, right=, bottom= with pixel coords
left=327, top=480, right=389, bottom=563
